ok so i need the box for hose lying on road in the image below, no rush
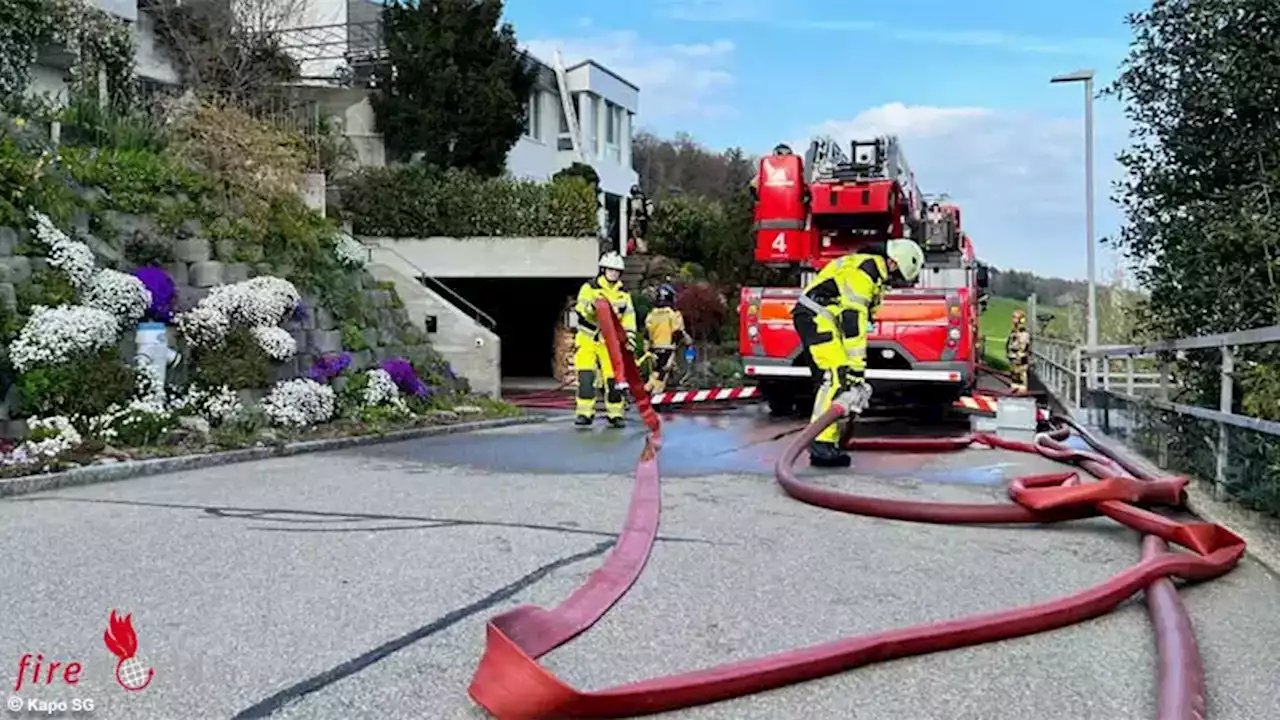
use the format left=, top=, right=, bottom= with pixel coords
left=468, top=299, right=1245, bottom=720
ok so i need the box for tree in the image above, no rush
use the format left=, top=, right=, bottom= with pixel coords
left=633, top=131, right=756, bottom=203
left=552, top=162, right=600, bottom=190
left=371, top=0, right=537, bottom=175
left=146, top=0, right=302, bottom=100
left=1107, top=0, right=1280, bottom=341
left=1107, top=0, right=1280, bottom=512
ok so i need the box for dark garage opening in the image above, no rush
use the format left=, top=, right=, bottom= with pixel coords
left=437, top=277, right=583, bottom=382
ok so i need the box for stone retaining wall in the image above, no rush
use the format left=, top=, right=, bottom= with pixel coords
left=0, top=213, right=447, bottom=436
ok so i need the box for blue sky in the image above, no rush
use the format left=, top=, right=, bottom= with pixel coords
left=507, top=0, right=1151, bottom=282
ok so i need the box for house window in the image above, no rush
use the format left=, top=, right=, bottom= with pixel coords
left=525, top=91, right=541, bottom=140
left=604, top=103, right=623, bottom=161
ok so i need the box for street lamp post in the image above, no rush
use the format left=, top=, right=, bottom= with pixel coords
left=1051, top=68, right=1098, bottom=393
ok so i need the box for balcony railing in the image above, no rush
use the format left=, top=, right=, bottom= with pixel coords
left=259, top=20, right=387, bottom=86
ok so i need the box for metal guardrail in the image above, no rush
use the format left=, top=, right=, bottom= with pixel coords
left=1031, top=338, right=1162, bottom=411
left=1032, top=325, right=1280, bottom=501
left=365, top=243, right=497, bottom=331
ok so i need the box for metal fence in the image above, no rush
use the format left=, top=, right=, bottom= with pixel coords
left=1031, top=338, right=1162, bottom=410
left=1033, top=326, right=1280, bottom=516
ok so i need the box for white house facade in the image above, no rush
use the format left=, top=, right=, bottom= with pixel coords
left=37, top=0, right=641, bottom=241
left=507, top=57, right=639, bottom=198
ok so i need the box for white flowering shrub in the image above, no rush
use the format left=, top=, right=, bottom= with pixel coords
left=29, top=211, right=95, bottom=288
left=83, top=398, right=174, bottom=446
left=134, top=358, right=165, bottom=405
left=250, top=325, right=297, bottom=361
left=0, top=416, right=83, bottom=470
left=9, top=305, right=121, bottom=372
left=176, top=276, right=300, bottom=348
left=260, top=378, right=336, bottom=428
left=83, top=269, right=152, bottom=324
left=170, top=384, right=244, bottom=425
left=175, top=304, right=231, bottom=347
left=205, top=276, right=300, bottom=327
left=361, top=369, right=411, bottom=415
left=333, top=232, right=367, bottom=268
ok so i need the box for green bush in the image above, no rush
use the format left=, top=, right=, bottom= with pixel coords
left=190, top=327, right=273, bottom=390
left=59, top=145, right=208, bottom=216
left=338, top=165, right=598, bottom=238
left=0, top=118, right=80, bottom=226
left=18, top=349, right=138, bottom=418
left=51, top=117, right=365, bottom=321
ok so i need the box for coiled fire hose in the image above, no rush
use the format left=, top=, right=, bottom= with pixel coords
left=467, top=299, right=1245, bottom=720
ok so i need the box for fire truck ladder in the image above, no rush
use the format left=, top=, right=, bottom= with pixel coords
left=805, top=135, right=848, bottom=183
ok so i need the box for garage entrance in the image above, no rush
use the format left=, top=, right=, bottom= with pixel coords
left=437, top=277, right=583, bottom=388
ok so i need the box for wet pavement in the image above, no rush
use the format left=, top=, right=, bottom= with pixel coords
left=1, top=408, right=1278, bottom=720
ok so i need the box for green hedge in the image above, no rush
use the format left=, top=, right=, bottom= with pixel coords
left=338, top=164, right=598, bottom=238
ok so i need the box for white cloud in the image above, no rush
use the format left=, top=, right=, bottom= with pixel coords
left=522, top=31, right=736, bottom=120
left=803, top=103, right=1126, bottom=278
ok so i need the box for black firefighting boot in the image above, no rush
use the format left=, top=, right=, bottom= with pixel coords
left=607, top=416, right=626, bottom=429
left=809, top=440, right=852, bottom=467
left=574, top=415, right=593, bottom=427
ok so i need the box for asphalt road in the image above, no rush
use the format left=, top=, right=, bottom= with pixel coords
left=1, top=408, right=1278, bottom=720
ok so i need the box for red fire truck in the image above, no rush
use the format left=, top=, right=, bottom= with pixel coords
left=738, top=136, right=991, bottom=416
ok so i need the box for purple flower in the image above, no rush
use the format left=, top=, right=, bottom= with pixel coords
left=309, top=352, right=352, bottom=383
left=380, top=357, right=427, bottom=396
left=292, top=301, right=308, bottom=322
left=133, top=266, right=176, bottom=322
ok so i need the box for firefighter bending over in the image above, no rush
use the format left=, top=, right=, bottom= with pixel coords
left=573, top=252, right=637, bottom=428
left=1006, top=309, right=1031, bottom=394
left=792, top=238, right=925, bottom=467
left=644, top=284, right=692, bottom=393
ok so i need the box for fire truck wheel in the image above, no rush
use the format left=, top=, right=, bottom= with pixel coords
left=760, top=381, right=799, bottom=417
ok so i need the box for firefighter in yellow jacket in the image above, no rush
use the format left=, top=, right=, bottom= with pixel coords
left=573, top=252, right=637, bottom=428
left=791, top=238, right=925, bottom=467
left=643, top=283, right=692, bottom=393
left=1006, top=309, right=1031, bottom=394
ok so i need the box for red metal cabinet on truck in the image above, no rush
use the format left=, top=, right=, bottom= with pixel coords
left=752, top=154, right=813, bottom=264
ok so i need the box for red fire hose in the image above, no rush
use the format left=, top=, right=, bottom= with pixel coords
left=468, top=300, right=1245, bottom=719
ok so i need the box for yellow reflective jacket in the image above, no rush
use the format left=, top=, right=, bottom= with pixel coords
left=798, top=253, right=888, bottom=317
left=574, top=275, right=637, bottom=340
left=645, top=306, right=687, bottom=349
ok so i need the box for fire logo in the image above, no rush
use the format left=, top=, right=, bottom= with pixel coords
left=103, top=610, right=155, bottom=692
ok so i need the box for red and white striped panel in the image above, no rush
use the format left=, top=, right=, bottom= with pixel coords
left=954, top=395, right=1051, bottom=422
left=650, top=387, right=760, bottom=405
left=955, top=395, right=1000, bottom=415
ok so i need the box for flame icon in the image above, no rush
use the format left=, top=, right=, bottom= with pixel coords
left=103, top=610, right=155, bottom=692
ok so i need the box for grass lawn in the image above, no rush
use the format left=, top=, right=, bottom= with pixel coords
left=979, top=295, right=1072, bottom=368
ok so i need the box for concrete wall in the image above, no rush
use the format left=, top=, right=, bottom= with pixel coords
left=564, top=61, right=639, bottom=114
left=134, top=10, right=181, bottom=84
left=274, top=0, right=349, bottom=82
left=507, top=90, right=558, bottom=181
left=90, top=0, right=136, bottom=21
left=361, top=236, right=599, bottom=279
left=28, top=65, right=69, bottom=106
left=0, top=215, right=443, bottom=432
left=364, top=248, right=501, bottom=397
